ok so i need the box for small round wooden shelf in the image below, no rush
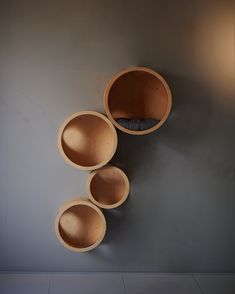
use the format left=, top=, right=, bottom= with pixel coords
left=55, top=199, right=106, bottom=252
left=87, top=166, right=130, bottom=209
left=58, top=111, right=118, bottom=171
left=104, top=67, right=172, bottom=135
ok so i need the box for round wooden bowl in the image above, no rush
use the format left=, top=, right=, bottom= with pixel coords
left=55, top=199, right=106, bottom=252
left=58, top=111, right=118, bottom=171
left=104, top=67, right=172, bottom=135
left=87, top=166, right=130, bottom=209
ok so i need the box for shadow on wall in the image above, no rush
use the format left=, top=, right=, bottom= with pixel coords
left=160, top=74, right=214, bottom=151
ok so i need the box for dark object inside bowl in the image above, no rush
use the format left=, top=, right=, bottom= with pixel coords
left=116, top=118, right=159, bottom=131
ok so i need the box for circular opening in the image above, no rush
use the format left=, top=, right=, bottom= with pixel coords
left=56, top=200, right=106, bottom=252
left=104, top=67, right=172, bottom=135
left=87, top=166, right=130, bottom=209
left=58, top=111, right=117, bottom=170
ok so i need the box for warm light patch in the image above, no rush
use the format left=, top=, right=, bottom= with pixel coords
left=194, top=2, right=234, bottom=101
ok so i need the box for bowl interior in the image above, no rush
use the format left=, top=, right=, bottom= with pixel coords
left=90, top=168, right=127, bottom=206
left=61, top=114, right=116, bottom=168
left=58, top=204, right=104, bottom=249
left=108, top=70, right=169, bottom=123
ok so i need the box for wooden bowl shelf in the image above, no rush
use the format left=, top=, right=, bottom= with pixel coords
left=87, top=166, right=130, bottom=209
left=55, top=199, right=106, bottom=252
left=58, top=111, right=118, bottom=171
left=104, top=67, right=172, bottom=135
left=55, top=66, right=173, bottom=252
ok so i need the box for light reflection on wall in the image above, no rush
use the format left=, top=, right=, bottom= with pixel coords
left=194, top=1, right=234, bottom=103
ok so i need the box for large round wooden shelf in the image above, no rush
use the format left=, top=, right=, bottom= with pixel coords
left=58, top=111, right=118, bottom=171
left=104, top=67, right=172, bottom=135
left=55, top=199, right=106, bottom=252
left=87, top=166, right=130, bottom=209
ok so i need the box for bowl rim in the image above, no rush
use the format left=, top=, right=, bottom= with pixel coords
left=103, top=67, right=172, bottom=135
left=55, top=198, right=106, bottom=252
left=58, top=110, right=118, bottom=171
left=87, top=165, right=130, bottom=209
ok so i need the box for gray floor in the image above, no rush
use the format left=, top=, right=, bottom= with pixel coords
left=1, top=273, right=235, bottom=294
left=0, top=0, right=235, bottom=273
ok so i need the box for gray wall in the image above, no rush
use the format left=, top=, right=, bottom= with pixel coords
left=0, top=0, right=234, bottom=272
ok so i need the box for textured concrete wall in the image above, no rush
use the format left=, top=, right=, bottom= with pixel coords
left=0, top=0, right=234, bottom=272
